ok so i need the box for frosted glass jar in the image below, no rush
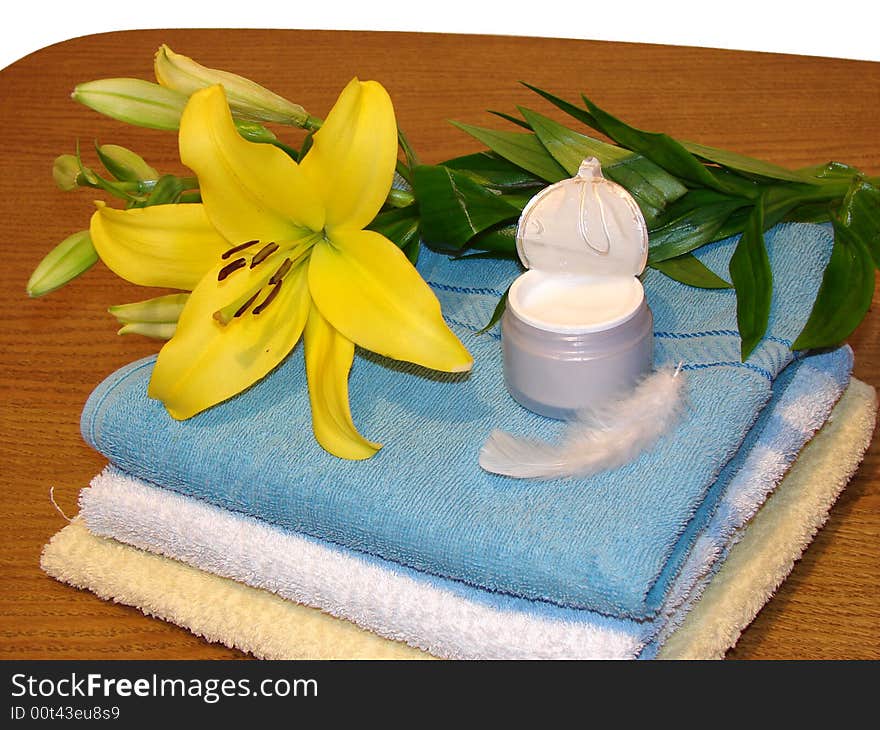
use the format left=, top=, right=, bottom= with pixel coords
left=502, top=157, right=654, bottom=418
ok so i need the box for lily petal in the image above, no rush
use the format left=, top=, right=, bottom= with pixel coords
left=90, top=202, right=228, bottom=289
left=309, top=229, right=473, bottom=372
left=148, top=252, right=310, bottom=419
left=300, top=78, right=397, bottom=232
left=304, top=305, right=381, bottom=460
left=179, top=85, right=324, bottom=243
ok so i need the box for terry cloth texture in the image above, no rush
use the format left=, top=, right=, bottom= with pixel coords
left=79, top=223, right=838, bottom=619
left=45, top=379, right=876, bottom=660
left=78, top=351, right=852, bottom=659
left=660, top=377, right=878, bottom=658
left=40, top=521, right=429, bottom=660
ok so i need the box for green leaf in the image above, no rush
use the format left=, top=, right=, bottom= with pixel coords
left=518, top=106, right=629, bottom=173
left=518, top=107, right=686, bottom=221
left=712, top=206, right=752, bottom=241
left=524, top=83, right=814, bottom=185
left=449, top=121, right=568, bottom=183
left=397, top=127, right=420, bottom=170
left=520, top=83, right=599, bottom=129
left=705, top=167, right=764, bottom=199
left=603, top=157, right=688, bottom=211
left=452, top=249, right=518, bottom=262
left=442, top=151, right=546, bottom=191
left=711, top=183, right=817, bottom=241
left=580, top=94, right=757, bottom=199
left=783, top=201, right=836, bottom=225
left=498, top=192, right=534, bottom=211
left=467, top=223, right=519, bottom=256
left=792, top=182, right=878, bottom=349
left=402, top=236, right=420, bottom=265
left=681, top=140, right=810, bottom=183
left=140, top=175, right=189, bottom=207
left=728, top=199, right=772, bottom=360
left=412, top=164, right=521, bottom=250
left=795, top=161, right=861, bottom=180
left=650, top=254, right=732, bottom=289
left=648, top=190, right=750, bottom=262
left=477, top=287, right=510, bottom=334
left=367, top=205, right=420, bottom=250
left=792, top=219, right=875, bottom=350
left=760, top=179, right=853, bottom=231
left=839, top=180, right=880, bottom=268
left=488, top=110, right=531, bottom=130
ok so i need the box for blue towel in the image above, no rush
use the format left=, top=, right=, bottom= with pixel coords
left=78, top=346, right=852, bottom=659
left=81, top=222, right=836, bottom=619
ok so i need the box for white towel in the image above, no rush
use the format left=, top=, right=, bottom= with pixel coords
left=73, top=369, right=872, bottom=659
left=43, top=378, right=876, bottom=659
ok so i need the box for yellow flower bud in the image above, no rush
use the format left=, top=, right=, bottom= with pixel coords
left=52, top=154, right=87, bottom=191
left=27, top=230, right=98, bottom=297
left=73, top=76, right=281, bottom=142
left=96, top=144, right=159, bottom=182
left=154, top=45, right=313, bottom=127
left=117, top=322, right=177, bottom=340
left=72, top=78, right=188, bottom=130
left=108, top=293, right=189, bottom=324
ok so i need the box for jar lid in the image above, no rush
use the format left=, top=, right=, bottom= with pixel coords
left=515, top=157, right=648, bottom=277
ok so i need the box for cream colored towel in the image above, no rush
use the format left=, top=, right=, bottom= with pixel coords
left=661, top=377, right=877, bottom=658
left=42, top=520, right=429, bottom=660
left=42, top=379, right=876, bottom=659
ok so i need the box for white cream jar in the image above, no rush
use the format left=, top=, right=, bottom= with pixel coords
left=502, top=157, right=653, bottom=419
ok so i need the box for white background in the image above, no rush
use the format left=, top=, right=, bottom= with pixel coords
left=2, top=0, right=878, bottom=71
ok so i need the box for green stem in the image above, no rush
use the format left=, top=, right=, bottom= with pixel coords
left=270, top=139, right=301, bottom=161
left=303, top=115, right=323, bottom=132
left=397, top=127, right=420, bottom=169
left=764, top=179, right=853, bottom=226
left=110, top=176, right=200, bottom=194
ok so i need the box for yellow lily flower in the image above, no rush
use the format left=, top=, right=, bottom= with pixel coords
left=89, top=81, right=472, bottom=459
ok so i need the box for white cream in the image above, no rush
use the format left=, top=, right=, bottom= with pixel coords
left=509, top=270, right=644, bottom=334
left=501, top=157, right=654, bottom=418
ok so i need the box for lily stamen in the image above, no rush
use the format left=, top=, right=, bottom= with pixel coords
left=252, top=281, right=282, bottom=315
left=250, top=241, right=279, bottom=268
left=269, top=257, right=292, bottom=285
left=217, top=257, right=246, bottom=281
left=212, top=258, right=282, bottom=324
left=213, top=284, right=262, bottom=324
left=221, top=239, right=260, bottom=260
left=233, top=290, right=261, bottom=318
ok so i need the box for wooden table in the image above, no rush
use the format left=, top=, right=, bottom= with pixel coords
left=0, top=29, right=877, bottom=660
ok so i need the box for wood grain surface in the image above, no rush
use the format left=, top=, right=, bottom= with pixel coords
left=0, top=29, right=877, bottom=661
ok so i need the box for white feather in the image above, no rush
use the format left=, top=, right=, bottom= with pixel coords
left=479, top=367, right=686, bottom=480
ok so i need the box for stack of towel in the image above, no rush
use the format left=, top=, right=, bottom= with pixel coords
left=42, top=223, right=877, bottom=659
